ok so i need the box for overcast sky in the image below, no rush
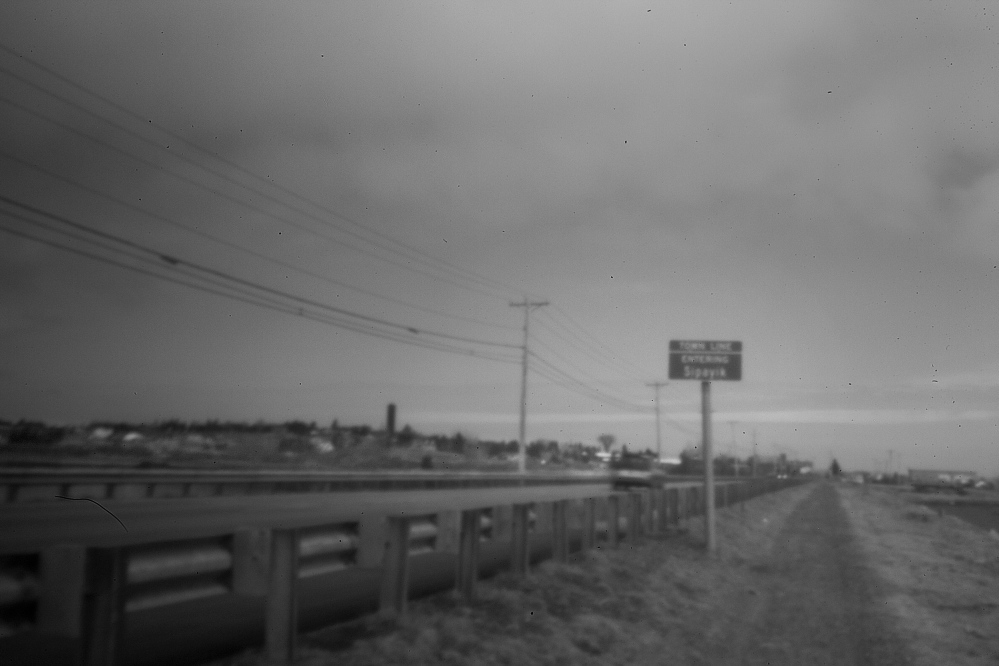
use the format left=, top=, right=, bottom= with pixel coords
left=1, top=1, right=997, bottom=474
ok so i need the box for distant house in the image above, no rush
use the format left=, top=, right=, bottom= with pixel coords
left=909, top=469, right=977, bottom=492
left=309, top=436, right=334, bottom=453
left=89, top=427, right=114, bottom=441
left=181, top=434, right=226, bottom=453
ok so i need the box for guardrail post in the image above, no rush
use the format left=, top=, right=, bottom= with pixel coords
left=629, top=492, right=643, bottom=541
left=533, top=501, right=553, bottom=534
left=510, top=503, right=531, bottom=575
left=232, top=527, right=270, bottom=596
left=653, top=489, right=666, bottom=534
left=357, top=515, right=387, bottom=567
left=607, top=495, right=620, bottom=548
left=642, top=490, right=654, bottom=535
left=81, top=546, right=128, bottom=666
left=436, top=510, right=460, bottom=553
left=379, top=517, right=410, bottom=619
left=552, top=500, right=569, bottom=562
left=456, top=509, right=481, bottom=601
left=38, top=544, right=86, bottom=637
left=664, top=488, right=674, bottom=530
left=265, top=528, right=299, bottom=664
left=581, top=498, right=596, bottom=551
left=492, top=505, right=512, bottom=541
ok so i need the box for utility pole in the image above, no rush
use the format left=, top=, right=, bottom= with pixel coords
left=729, top=420, right=738, bottom=477
left=510, top=298, right=548, bottom=474
left=646, top=381, right=667, bottom=462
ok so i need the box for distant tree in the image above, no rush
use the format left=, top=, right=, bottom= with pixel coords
left=597, top=434, right=616, bottom=453
left=678, top=447, right=701, bottom=475
left=10, top=420, right=65, bottom=445
left=156, top=419, right=188, bottom=433
left=350, top=425, right=372, bottom=438
left=526, top=440, right=546, bottom=458
left=284, top=420, right=311, bottom=436
left=397, top=424, right=417, bottom=446
left=830, top=458, right=842, bottom=476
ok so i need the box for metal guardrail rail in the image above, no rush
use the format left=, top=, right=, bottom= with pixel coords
left=0, top=476, right=805, bottom=665
left=0, top=468, right=613, bottom=503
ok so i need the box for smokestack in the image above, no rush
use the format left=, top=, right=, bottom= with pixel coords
left=386, top=403, right=396, bottom=440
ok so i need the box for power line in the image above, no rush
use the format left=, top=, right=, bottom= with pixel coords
left=0, top=90, right=517, bottom=305
left=0, top=219, right=523, bottom=364
left=529, top=353, right=649, bottom=413
left=536, top=308, right=648, bottom=383
left=0, top=195, right=521, bottom=353
left=533, top=318, right=647, bottom=389
left=0, top=45, right=530, bottom=302
left=531, top=334, right=647, bottom=402
left=0, top=149, right=518, bottom=333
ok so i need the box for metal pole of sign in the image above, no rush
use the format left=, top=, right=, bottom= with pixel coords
left=702, top=380, right=716, bottom=554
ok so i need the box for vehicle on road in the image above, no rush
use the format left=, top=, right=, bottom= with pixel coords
left=610, top=450, right=665, bottom=489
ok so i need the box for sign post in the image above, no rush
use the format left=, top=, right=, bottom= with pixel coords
left=669, top=340, right=742, bottom=554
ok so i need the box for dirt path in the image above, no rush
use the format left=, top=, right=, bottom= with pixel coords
left=716, top=482, right=911, bottom=666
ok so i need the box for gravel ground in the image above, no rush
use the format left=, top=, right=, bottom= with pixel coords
left=209, top=480, right=998, bottom=666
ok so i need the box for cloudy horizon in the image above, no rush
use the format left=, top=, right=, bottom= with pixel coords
left=1, top=2, right=998, bottom=474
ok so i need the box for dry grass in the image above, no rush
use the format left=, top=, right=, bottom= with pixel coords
left=212, top=484, right=817, bottom=666
left=838, top=485, right=999, bottom=666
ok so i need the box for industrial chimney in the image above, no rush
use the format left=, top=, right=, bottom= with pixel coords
left=386, top=403, right=396, bottom=442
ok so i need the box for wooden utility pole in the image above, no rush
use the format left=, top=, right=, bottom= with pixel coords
left=510, top=299, right=548, bottom=474
left=646, top=381, right=667, bottom=461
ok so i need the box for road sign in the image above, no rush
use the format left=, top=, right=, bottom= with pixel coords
left=668, top=340, right=742, bottom=381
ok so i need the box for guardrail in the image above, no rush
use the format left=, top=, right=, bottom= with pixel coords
left=0, top=476, right=804, bottom=665
left=0, top=468, right=612, bottom=503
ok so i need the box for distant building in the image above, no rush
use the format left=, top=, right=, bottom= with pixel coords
left=89, top=427, right=114, bottom=441
left=909, top=469, right=977, bottom=492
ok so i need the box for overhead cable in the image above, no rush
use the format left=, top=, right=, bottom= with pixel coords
left=0, top=46, right=528, bottom=302
left=0, top=195, right=521, bottom=352
left=0, top=149, right=517, bottom=332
